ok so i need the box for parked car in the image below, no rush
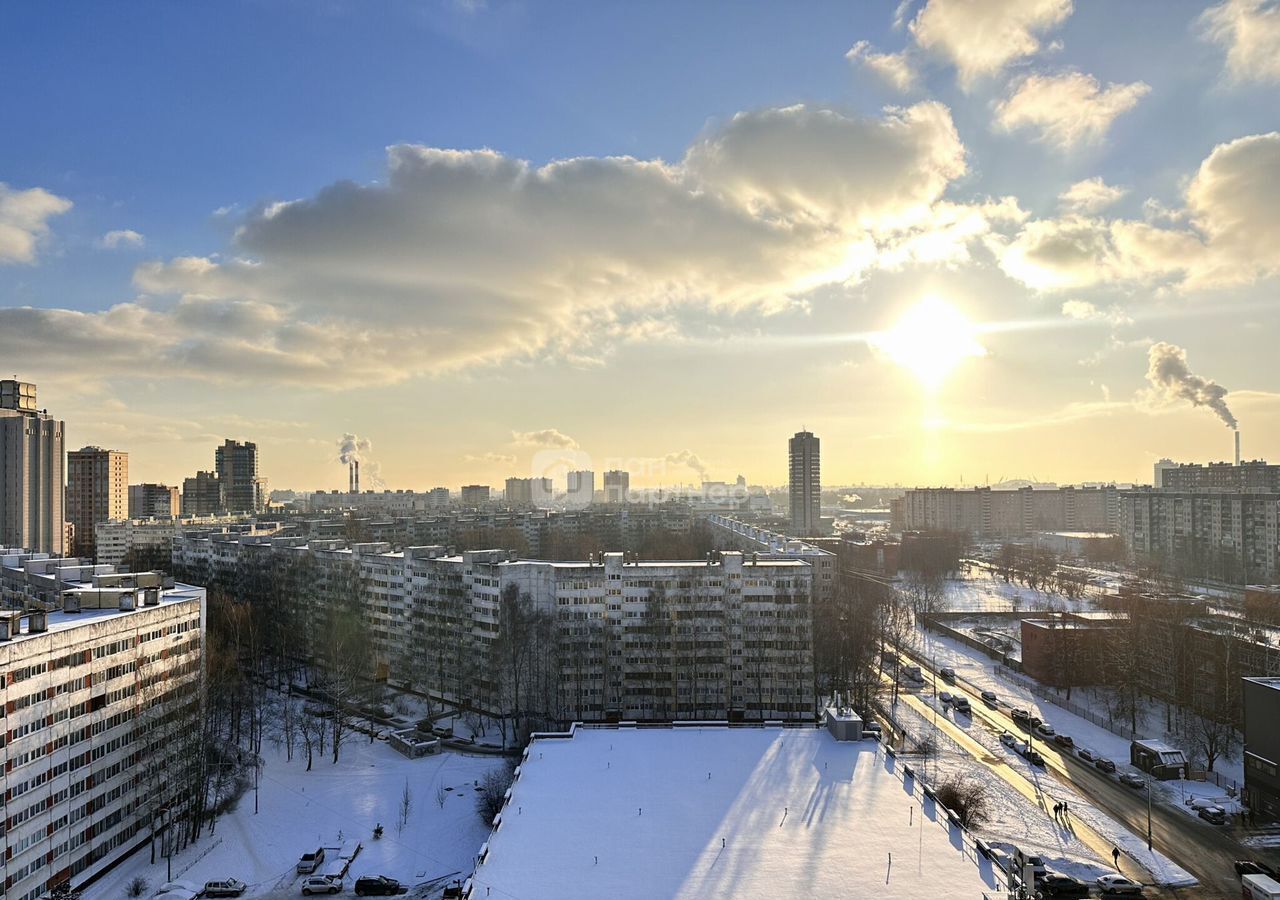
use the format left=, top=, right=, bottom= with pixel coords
left=1000, top=731, right=1018, bottom=749
left=354, top=875, right=407, bottom=896
left=1013, top=848, right=1047, bottom=880
left=1198, top=805, right=1228, bottom=825
left=980, top=690, right=998, bottom=707
left=1035, top=873, right=1090, bottom=898
left=1029, top=715, right=1043, bottom=730
left=1095, top=757, right=1117, bottom=773
left=1096, top=873, right=1145, bottom=895
left=154, top=883, right=200, bottom=900
left=1011, top=708, right=1031, bottom=726
left=939, top=691, right=953, bottom=705
left=940, top=666, right=957, bottom=683
left=1035, top=723, right=1056, bottom=737
left=297, top=848, right=326, bottom=874
left=952, top=697, right=972, bottom=714
left=1024, top=748, right=1046, bottom=766
left=301, top=875, right=343, bottom=896
left=204, top=880, right=248, bottom=898
left=1118, top=772, right=1145, bottom=788
left=863, top=720, right=882, bottom=738
left=1053, top=734, right=1074, bottom=749
left=1077, top=747, right=1097, bottom=762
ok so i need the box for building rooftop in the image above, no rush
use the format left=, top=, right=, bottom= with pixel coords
left=1245, top=677, right=1280, bottom=690
left=471, top=726, right=1000, bottom=900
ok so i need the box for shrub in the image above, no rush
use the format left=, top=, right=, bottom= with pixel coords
left=934, top=774, right=990, bottom=829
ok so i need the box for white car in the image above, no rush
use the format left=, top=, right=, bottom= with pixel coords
left=1096, top=873, right=1144, bottom=895
left=154, top=884, right=200, bottom=900
left=302, top=875, right=343, bottom=895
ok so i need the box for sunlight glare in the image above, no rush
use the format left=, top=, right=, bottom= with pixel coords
left=874, top=296, right=987, bottom=390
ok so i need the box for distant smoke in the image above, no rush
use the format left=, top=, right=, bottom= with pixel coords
left=1146, top=342, right=1237, bottom=429
left=337, top=433, right=385, bottom=487
left=665, top=449, right=708, bottom=480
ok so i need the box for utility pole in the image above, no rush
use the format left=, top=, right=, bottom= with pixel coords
left=1146, top=779, right=1153, bottom=852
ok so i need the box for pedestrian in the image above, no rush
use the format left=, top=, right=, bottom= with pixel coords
left=1052, top=802, right=1060, bottom=818
left=1063, top=801, right=1069, bottom=817
left=1112, top=846, right=1120, bottom=868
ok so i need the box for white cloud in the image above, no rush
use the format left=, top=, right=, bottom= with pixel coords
left=465, top=452, right=516, bottom=465
left=0, top=183, right=72, bottom=264
left=1058, top=177, right=1127, bottom=213
left=996, top=131, right=1280, bottom=290
left=909, top=0, right=1073, bottom=88
left=1200, top=0, right=1280, bottom=84
left=1060, top=298, right=1133, bottom=325
left=99, top=229, right=146, bottom=249
left=994, top=72, right=1150, bottom=149
left=845, top=41, right=918, bottom=92
left=4, top=102, right=986, bottom=388
left=511, top=429, right=579, bottom=449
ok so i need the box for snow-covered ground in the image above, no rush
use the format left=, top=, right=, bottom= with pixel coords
left=89, top=739, right=503, bottom=899
left=943, top=567, right=1095, bottom=614
left=909, top=625, right=1236, bottom=874
left=474, top=725, right=1003, bottom=900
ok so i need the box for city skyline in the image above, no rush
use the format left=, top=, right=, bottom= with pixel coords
left=3, top=1, right=1280, bottom=490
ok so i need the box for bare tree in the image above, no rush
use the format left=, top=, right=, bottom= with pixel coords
left=396, top=778, right=414, bottom=835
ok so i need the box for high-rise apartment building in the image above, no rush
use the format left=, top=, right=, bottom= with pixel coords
left=0, top=380, right=66, bottom=555
left=66, top=447, right=129, bottom=559
left=603, top=470, right=630, bottom=504
left=214, top=439, right=265, bottom=513
left=181, top=471, right=222, bottom=515
left=505, top=477, right=552, bottom=506
left=128, top=482, right=180, bottom=518
left=460, top=484, right=491, bottom=506
left=0, top=548, right=205, bottom=900
left=789, top=431, right=821, bottom=536
left=893, top=485, right=1120, bottom=537
left=566, top=470, right=594, bottom=508
left=1160, top=460, right=1280, bottom=493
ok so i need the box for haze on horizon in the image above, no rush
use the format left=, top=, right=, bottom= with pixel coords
left=2, top=0, right=1279, bottom=492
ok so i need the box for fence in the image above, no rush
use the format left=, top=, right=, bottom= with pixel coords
left=994, top=664, right=1138, bottom=741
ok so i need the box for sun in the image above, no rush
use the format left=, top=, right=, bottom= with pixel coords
left=874, top=296, right=986, bottom=390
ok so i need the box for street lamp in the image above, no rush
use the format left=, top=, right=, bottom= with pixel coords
left=158, top=806, right=172, bottom=882
left=1146, top=778, right=1153, bottom=852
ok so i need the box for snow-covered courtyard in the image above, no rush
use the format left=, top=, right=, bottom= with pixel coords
left=472, top=725, right=1004, bottom=900
left=88, top=739, right=504, bottom=899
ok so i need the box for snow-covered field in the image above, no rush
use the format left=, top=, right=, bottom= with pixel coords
left=89, top=739, right=503, bottom=899
left=474, top=725, right=1003, bottom=900
left=942, top=567, right=1094, bottom=614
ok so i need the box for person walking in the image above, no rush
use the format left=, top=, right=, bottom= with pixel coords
left=1112, top=846, right=1120, bottom=869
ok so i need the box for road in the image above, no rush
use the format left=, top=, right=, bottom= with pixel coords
left=897, top=645, right=1259, bottom=898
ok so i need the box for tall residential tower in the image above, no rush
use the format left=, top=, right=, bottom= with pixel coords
left=789, top=430, right=820, bottom=536
left=66, top=446, right=129, bottom=559
left=0, top=379, right=65, bottom=554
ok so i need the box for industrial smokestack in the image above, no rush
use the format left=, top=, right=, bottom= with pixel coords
left=355, top=460, right=360, bottom=494
left=348, top=462, right=354, bottom=493
left=1235, top=430, right=1241, bottom=467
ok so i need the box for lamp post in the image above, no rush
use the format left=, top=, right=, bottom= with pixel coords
left=158, top=806, right=172, bottom=883
left=1146, top=778, right=1153, bottom=852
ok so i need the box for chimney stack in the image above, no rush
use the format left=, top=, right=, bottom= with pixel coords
left=348, top=462, right=354, bottom=493
left=355, top=460, right=360, bottom=493
left=1235, top=430, right=1241, bottom=466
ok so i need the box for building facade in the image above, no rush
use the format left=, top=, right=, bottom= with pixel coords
left=128, top=483, right=180, bottom=519
left=66, top=447, right=129, bottom=560
left=1119, top=488, right=1280, bottom=583
left=788, top=431, right=820, bottom=537
left=172, top=535, right=816, bottom=721
left=214, top=439, right=265, bottom=514
left=459, top=485, right=491, bottom=506
left=1161, top=461, right=1280, bottom=493
left=181, top=471, right=222, bottom=516
left=894, top=485, right=1120, bottom=538
left=566, top=470, right=594, bottom=508
left=0, top=549, right=205, bottom=900
left=0, top=380, right=66, bottom=556
left=1244, top=677, right=1280, bottom=821
left=603, top=471, right=630, bottom=504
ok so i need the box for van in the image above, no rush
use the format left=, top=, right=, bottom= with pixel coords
left=1243, top=873, right=1280, bottom=900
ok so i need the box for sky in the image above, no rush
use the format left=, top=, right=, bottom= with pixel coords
left=2, top=0, right=1279, bottom=492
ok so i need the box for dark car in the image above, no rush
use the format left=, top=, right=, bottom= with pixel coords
left=1011, top=708, right=1031, bottom=723
left=354, top=876, right=407, bottom=896
left=1077, top=747, right=1097, bottom=762
left=981, top=690, right=998, bottom=707
left=940, top=667, right=957, bottom=683
left=1029, top=716, right=1043, bottom=730
left=1198, top=805, right=1228, bottom=825
left=1024, top=748, right=1045, bottom=766
left=1236, top=860, right=1279, bottom=878
left=1095, top=757, right=1117, bottom=773
left=1035, top=874, right=1090, bottom=898
left=1053, top=734, right=1074, bottom=749
left=953, top=697, right=972, bottom=714
left=1118, top=772, right=1145, bottom=788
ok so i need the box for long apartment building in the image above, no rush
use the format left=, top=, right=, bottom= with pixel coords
left=0, top=549, right=205, bottom=900
left=1119, top=487, right=1280, bottom=583
left=891, top=485, right=1120, bottom=538
left=173, top=534, right=815, bottom=721
left=703, top=514, right=836, bottom=607
left=94, top=516, right=284, bottom=568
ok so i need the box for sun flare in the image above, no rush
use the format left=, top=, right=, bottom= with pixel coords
left=875, top=296, right=987, bottom=390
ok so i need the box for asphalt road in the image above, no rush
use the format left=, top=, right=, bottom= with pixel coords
left=897, top=645, right=1270, bottom=898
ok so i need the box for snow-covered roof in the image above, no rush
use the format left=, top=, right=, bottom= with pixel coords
left=471, top=725, right=1002, bottom=900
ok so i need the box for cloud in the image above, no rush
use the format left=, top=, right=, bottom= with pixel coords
left=465, top=452, right=517, bottom=465
left=996, top=131, right=1280, bottom=290
left=3, top=102, right=983, bottom=388
left=909, top=0, right=1073, bottom=88
left=1059, top=177, right=1127, bottom=213
left=1060, top=299, right=1133, bottom=325
left=994, top=72, right=1150, bottom=149
left=1200, top=0, right=1280, bottom=84
left=663, top=449, right=709, bottom=479
left=0, top=183, right=72, bottom=264
left=846, top=41, right=918, bottom=92
left=1145, top=341, right=1237, bottom=428
left=99, top=229, right=146, bottom=249
left=511, top=428, right=579, bottom=449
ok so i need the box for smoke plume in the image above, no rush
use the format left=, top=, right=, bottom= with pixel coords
left=665, top=449, right=709, bottom=480
left=1145, top=342, right=1237, bottom=429
left=337, top=433, right=386, bottom=488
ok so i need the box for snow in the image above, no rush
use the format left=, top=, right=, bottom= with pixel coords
left=472, top=726, right=1004, bottom=900
left=88, top=738, right=503, bottom=899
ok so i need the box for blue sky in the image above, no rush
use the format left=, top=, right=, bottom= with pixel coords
left=2, top=1, right=1279, bottom=490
